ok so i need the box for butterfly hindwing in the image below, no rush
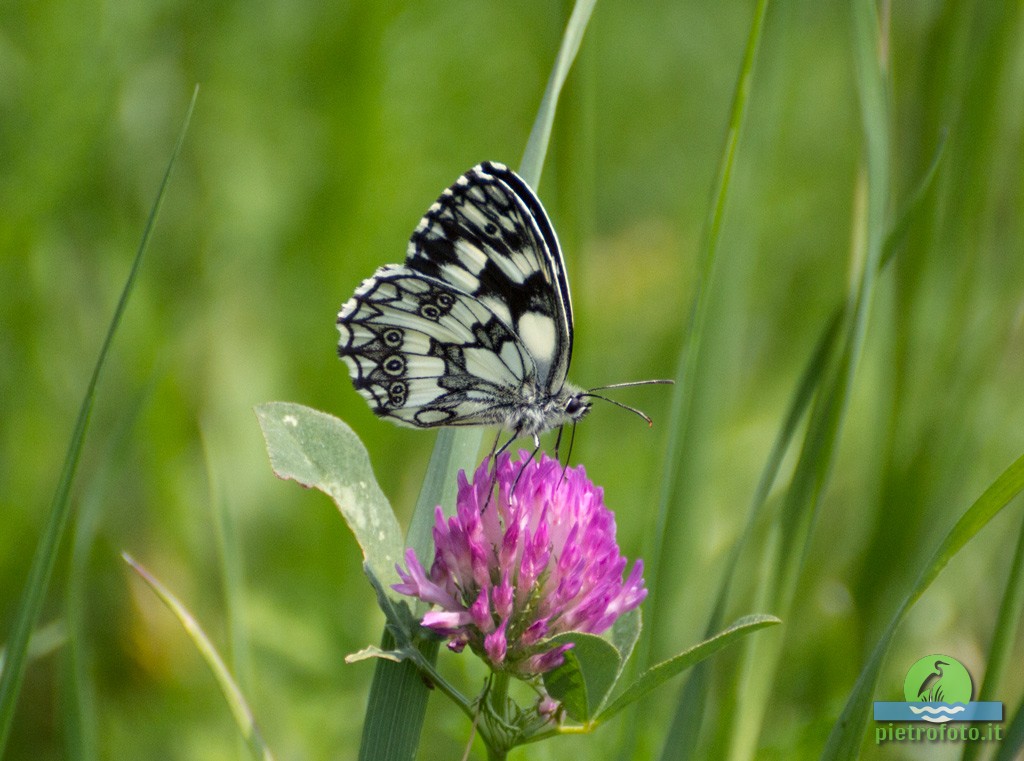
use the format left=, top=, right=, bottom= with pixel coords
left=337, top=265, right=535, bottom=428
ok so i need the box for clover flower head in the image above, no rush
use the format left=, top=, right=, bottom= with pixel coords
left=393, top=451, right=647, bottom=677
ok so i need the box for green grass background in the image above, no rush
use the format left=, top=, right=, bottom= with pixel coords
left=2, top=1, right=1023, bottom=759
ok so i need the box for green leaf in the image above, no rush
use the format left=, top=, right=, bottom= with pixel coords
left=543, top=650, right=589, bottom=722
left=609, top=608, right=641, bottom=678
left=822, top=452, right=1024, bottom=760
left=599, top=614, right=780, bottom=723
left=255, top=401, right=404, bottom=589
left=0, top=87, right=198, bottom=755
left=543, top=633, right=621, bottom=722
left=122, top=553, right=276, bottom=761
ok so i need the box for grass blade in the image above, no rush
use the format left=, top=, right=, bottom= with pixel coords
left=391, top=0, right=602, bottom=549
left=822, top=452, right=1024, bottom=759
left=961, top=511, right=1024, bottom=761
left=613, top=0, right=769, bottom=754
left=64, top=482, right=102, bottom=761
left=64, top=389, right=150, bottom=760
left=122, top=554, right=275, bottom=761
left=878, top=129, right=947, bottom=270
left=204, top=427, right=254, bottom=761
left=405, top=427, right=483, bottom=565
left=772, top=0, right=890, bottom=612
left=644, top=0, right=770, bottom=647
left=663, top=310, right=841, bottom=761
left=994, top=693, right=1024, bottom=761
left=724, top=4, right=891, bottom=758
left=664, top=113, right=946, bottom=761
left=519, top=0, right=596, bottom=186
left=0, top=621, right=66, bottom=678
left=357, top=4, right=597, bottom=758
left=0, top=86, right=198, bottom=754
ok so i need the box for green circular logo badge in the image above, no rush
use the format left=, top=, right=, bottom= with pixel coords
left=903, top=654, right=972, bottom=703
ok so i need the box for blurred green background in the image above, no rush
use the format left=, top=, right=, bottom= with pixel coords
left=2, top=1, right=1023, bottom=759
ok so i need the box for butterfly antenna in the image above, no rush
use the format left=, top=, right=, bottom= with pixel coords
left=586, top=378, right=675, bottom=392
left=582, top=393, right=656, bottom=427
left=582, top=378, right=673, bottom=427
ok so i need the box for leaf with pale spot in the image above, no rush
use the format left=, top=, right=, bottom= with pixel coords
left=256, top=402, right=404, bottom=590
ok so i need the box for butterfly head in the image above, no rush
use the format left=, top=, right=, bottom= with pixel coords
left=563, top=392, right=593, bottom=422
left=510, top=384, right=592, bottom=439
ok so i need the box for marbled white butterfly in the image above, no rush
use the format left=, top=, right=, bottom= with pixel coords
left=336, top=161, right=668, bottom=446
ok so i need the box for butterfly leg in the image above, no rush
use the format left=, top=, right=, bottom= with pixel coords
left=558, top=423, right=578, bottom=487
left=493, top=432, right=517, bottom=458
left=508, top=435, right=541, bottom=497
left=482, top=429, right=510, bottom=512
left=553, top=425, right=565, bottom=460
left=486, top=428, right=505, bottom=463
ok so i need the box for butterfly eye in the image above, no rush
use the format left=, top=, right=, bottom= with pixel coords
left=565, top=396, right=590, bottom=418
left=383, top=355, right=406, bottom=376
left=382, top=328, right=403, bottom=347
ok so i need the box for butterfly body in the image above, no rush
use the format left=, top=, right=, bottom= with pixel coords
left=337, top=161, right=598, bottom=441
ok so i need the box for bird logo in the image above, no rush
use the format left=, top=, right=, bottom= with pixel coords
left=914, top=658, right=950, bottom=703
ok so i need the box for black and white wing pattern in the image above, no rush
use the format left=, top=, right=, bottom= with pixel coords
left=336, top=161, right=590, bottom=438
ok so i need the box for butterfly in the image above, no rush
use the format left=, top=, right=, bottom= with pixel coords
left=336, top=161, right=669, bottom=448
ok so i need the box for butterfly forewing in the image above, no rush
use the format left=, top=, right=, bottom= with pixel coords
left=404, top=161, right=573, bottom=389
